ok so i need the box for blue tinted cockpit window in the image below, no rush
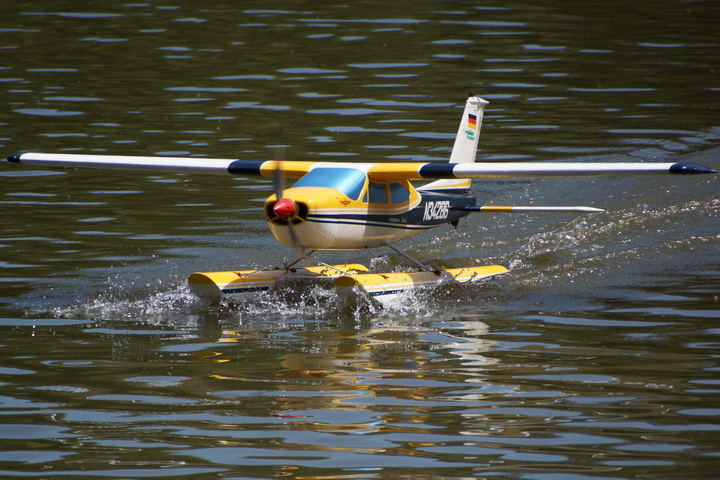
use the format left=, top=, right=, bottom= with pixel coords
left=368, top=182, right=387, bottom=204
left=293, top=168, right=367, bottom=201
left=390, top=182, right=410, bottom=204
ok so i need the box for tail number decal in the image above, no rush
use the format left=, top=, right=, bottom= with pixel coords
left=423, top=201, right=450, bottom=221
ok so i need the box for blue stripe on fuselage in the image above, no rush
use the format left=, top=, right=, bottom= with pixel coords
left=306, top=190, right=475, bottom=230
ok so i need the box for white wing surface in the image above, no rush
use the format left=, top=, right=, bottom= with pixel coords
left=6, top=152, right=716, bottom=179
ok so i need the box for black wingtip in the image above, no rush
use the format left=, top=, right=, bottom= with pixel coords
left=7, top=153, right=23, bottom=163
left=669, top=162, right=717, bottom=175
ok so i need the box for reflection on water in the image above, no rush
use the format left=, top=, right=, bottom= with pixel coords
left=1, top=0, right=719, bottom=478
left=1, top=303, right=719, bottom=478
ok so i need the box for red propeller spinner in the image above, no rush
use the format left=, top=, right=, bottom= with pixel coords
left=272, top=198, right=296, bottom=220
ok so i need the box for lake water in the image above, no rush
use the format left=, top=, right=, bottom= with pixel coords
left=1, top=1, right=719, bottom=478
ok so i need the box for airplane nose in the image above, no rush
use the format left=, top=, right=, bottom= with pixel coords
left=273, top=198, right=296, bottom=219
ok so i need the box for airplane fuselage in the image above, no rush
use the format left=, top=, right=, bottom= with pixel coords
left=264, top=166, right=476, bottom=250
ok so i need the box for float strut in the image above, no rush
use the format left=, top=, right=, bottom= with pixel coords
left=282, top=250, right=317, bottom=270
left=384, top=239, right=430, bottom=271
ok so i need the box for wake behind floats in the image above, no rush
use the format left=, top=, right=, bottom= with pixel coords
left=6, top=94, right=716, bottom=305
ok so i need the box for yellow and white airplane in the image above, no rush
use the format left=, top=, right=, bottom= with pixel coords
left=6, top=94, right=716, bottom=305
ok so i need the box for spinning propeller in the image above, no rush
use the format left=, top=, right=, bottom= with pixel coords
left=269, top=147, right=304, bottom=258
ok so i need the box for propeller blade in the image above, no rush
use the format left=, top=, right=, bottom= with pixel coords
left=286, top=220, right=303, bottom=255
left=269, top=149, right=304, bottom=256
left=271, top=147, right=286, bottom=200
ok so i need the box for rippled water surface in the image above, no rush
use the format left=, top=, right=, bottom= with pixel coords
left=1, top=1, right=719, bottom=478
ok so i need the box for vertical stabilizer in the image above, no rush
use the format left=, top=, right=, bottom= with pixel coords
left=449, top=94, right=489, bottom=164
left=418, top=93, right=489, bottom=192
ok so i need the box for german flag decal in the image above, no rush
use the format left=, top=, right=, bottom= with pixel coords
left=468, top=113, right=477, bottom=129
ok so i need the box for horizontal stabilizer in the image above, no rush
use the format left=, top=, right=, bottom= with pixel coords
left=456, top=206, right=605, bottom=213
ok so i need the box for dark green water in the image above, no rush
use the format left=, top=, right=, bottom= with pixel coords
left=1, top=1, right=719, bottom=478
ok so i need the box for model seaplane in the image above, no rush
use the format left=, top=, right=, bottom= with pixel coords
left=5, top=94, right=716, bottom=305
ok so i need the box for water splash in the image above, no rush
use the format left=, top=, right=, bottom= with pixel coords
left=37, top=272, right=509, bottom=329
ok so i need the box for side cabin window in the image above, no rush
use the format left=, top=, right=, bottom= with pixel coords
left=368, top=182, right=387, bottom=204
left=365, top=181, right=412, bottom=204
left=292, top=168, right=367, bottom=201
left=363, top=182, right=410, bottom=204
left=390, top=182, right=410, bottom=204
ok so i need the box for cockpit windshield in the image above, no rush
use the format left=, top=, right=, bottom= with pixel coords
left=292, top=168, right=367, bottom=201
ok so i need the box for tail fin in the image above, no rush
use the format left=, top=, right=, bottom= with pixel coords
left=449, top=93, right=489, bottom=164
left=418, top=93, right=489, bottom=192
